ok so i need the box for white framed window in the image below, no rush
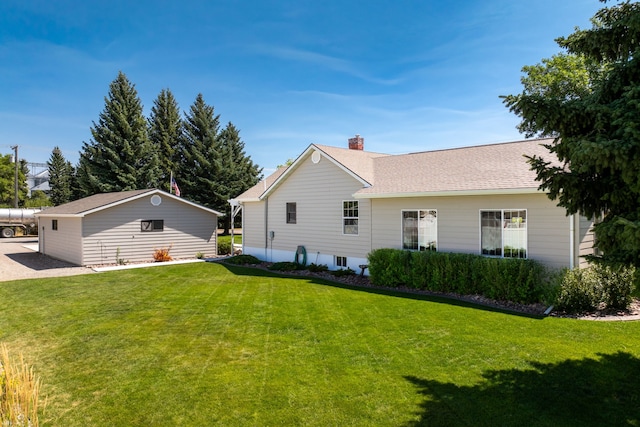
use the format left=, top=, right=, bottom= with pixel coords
left=343, top=201, right=358, bottom=235
left=402, top=210, right=437, bottom=251
left=480, top=209, right=527, bottom=258
left=336, top=256, right=347, bottom=267
left=141, top=219, right=164, bottom=232
left=286, top=202, right=297, bottom=224
left=52, top=219, right=58, bottom=231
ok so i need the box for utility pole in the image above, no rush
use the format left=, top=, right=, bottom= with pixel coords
left=10, top=145, right=18, bottom=208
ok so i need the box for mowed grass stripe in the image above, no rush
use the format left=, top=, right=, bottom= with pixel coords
left=1, top=262, right=640, bottom=426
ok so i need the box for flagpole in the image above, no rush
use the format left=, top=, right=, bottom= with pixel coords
left=170, top=171, right=173, bottom=194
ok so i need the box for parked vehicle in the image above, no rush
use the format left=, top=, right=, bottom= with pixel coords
left=0, top=208, right=40, bottom=238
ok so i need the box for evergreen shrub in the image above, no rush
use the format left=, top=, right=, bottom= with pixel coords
left=556, top=264, right=636, bottom=313
left=367, top=249, right=549, bottom=304
left=225, top=255, right=261, bottom=265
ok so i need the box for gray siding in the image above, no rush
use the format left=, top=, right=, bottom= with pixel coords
left=577, top=215, right=596, bottom=268
left=81, top=194, right=217, bottom=265
left=371, top=193, right=572, bottom=270
left=265, top=155, right=371, bottom=260
left=241, top=200, right=266, bottom=256
left=39, top=217, right=83, bottom=265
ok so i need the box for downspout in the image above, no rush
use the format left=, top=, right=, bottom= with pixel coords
left=264, top=196, right=269, bottom=261
left=569, top=214, right=575, bottom=269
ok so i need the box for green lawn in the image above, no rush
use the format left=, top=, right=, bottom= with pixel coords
left=1, top=263, right=640, bottom=426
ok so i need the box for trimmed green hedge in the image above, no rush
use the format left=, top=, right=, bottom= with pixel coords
left=368, top=248, right=551, bottom=304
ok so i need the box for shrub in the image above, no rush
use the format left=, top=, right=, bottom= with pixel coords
left=218, top=240, right=232, bottom=255
left=596, top=264, right=636, bottom=311
left=308, top=263, right=329, bottom=272
left=196, top=252, right=205, bottom=259
left=368, top=248, right=549, bottom=304
left=268, top=261, right=303, bottom=272
left=153, top=245, right=173, bottom=262
left=0, top=344, right=43, bottom=427
left=555, top=264, right=637, bottom=313
left=331, top=268, right=355, bottom=277
left=225, top=255, right=261, bottom=265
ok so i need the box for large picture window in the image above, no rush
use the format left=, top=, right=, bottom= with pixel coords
left=480, top=210, right=527, bottom=258
left=343, top=201, right=358, bottom=235
left=402, top=210, right=437, bottom=251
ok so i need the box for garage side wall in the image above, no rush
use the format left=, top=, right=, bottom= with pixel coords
left=39, top=217, right=83, bottom=265
left=81, top=195, right=217, bottom=265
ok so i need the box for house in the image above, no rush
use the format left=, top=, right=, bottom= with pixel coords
left=35, top=189, right=221, bottom=266
left=232, top=136, right=596, bottom=272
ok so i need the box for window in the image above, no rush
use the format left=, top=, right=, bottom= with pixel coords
left=480, top=210, right=527, bottom=258
left=286, top=203, right=297, bottom=224
left=141, top=219, right=164, bottom=232
left=343, top=201, right=358, bottom=235
left=336, top=256, right=347, bottom=267
left=52, top=219, right=58, bottom=231
left=402, top=210, right=437, bottom=251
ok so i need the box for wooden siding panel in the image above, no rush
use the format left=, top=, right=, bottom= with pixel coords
left=371, top=193, right=571, bottom=270
left=81, top=195, right=217, bottom=265
left=266, top=155, right=371, bottom=259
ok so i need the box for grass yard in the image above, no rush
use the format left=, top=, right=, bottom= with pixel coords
left=1, top=262, right=640, bottom=426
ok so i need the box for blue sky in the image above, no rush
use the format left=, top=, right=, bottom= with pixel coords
left=0, top=1, right=601, bottom=174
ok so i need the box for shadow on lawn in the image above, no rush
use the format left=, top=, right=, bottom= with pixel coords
left=404, top=352, right=640, bottom=426
left=216, top=262, right=545, bottom=319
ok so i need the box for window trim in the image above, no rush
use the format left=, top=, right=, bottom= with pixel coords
left=51, top=219, right=58, bottom=231
left=141, top=219, right=164, bottom=232
left=336, top=256, right=348, bottom=267
left=479, top=209, right=527, bottom=259
left=342, top=200, right=359, bottom=236
left=401, top=209, right=437, bottom=251
left=286, top=202, right=297, bottom=224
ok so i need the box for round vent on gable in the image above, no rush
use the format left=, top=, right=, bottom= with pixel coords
left=311, top=150, right=321, bottom=164
left=150, top=195, right=162, bottom=206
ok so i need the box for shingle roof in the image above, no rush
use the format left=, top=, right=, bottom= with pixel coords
left=235, top=138, right=560, bottom=201
left=355, top=138, right=558, bottom=197
left=312, top=144, right=390, bottom=185
left=36, top=189, right=222, bottom=217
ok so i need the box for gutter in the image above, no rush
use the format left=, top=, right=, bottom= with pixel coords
left=353, top=187, right=543, bottom=199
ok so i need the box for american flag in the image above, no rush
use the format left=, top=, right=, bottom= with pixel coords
left=171, top=176, right=181, bottom=197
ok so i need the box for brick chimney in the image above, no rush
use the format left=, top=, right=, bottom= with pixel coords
left=348, top=134, right=364, bottom=150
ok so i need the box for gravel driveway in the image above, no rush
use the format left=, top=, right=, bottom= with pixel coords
left=0, top=237, right=94, bottom=282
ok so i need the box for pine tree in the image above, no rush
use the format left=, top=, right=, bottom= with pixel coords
left=47, top=146, right=73, bottom=206
left=217, top=122, right=262, bottom=232
left=148, top=88, right=182, bottom=191
left=503, top=1, right=640, bottom=267
left=77, top=71, right=161, bottom=196
left=177, top=94, right=222, bottom=209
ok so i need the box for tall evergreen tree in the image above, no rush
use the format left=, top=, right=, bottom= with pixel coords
left=177, top=94, right=222, bottom=209
left=77, top=71, right=161, bottom=195
left=47, top=146, right=73, bottom=206
left=217, top=122, right=262, bottom=232
left=148, top=88, right=182, bottom=191
left=502, top=1, right=640, bottom=267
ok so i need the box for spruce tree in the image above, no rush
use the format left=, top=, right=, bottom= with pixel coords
left=177, top=94, right=222, bottom=209
left=503, top=1, right=640, bottom=267
left=78, top=71, right=161, bottom=195
left=47, top=146, right=73, bottom=206
left=217, top=122, right=262, bottom=232
left=148, top=88, right=182, bottom=191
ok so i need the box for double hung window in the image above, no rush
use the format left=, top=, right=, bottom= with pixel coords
left=286, top=203, right=297, bottom=224
left=480, top=210, right=527, bottom=258
left=343, top=201, right=358, bottom=235
left=402, top=210, right=437, bottom=251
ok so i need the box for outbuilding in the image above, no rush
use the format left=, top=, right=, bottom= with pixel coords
left=35, top=189, right=221, bottom=266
